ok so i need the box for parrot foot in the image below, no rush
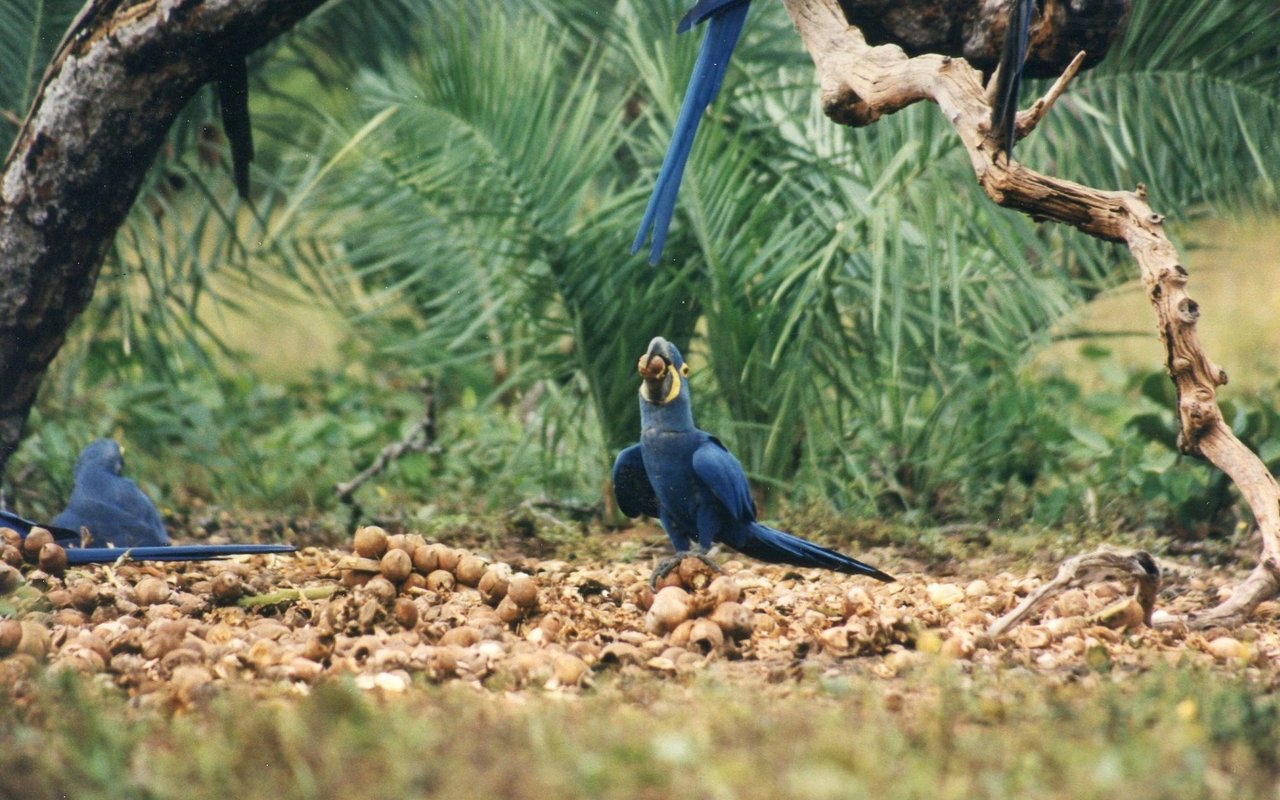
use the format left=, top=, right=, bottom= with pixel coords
left=649, top=550, right=722, bottom=591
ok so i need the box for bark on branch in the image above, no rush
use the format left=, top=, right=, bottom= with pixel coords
left=0, top=0, right=326, bottom=477
left=781, top=0, right=1280, bottom=628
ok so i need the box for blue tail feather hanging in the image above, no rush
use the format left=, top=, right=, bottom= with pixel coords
left=632, top=1, right=750, bottom=264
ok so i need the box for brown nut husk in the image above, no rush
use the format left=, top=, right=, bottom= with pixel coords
left=135, top=576, right=172, bottom=607
left=436, top=548, right=461, bottom=574
left=507, top=574, right=538, bottom=609
left=0, top=528, right=20, bottom=549
left=1, top=545, right=22, bottom=569
left=478, top=567, right=510, bottom=606
left=677, top=557, right=718, bottom=591
left=341, top=570, right=372, bottom=589
left=455, top=555, right=488, bottom=587
left=363, top=576, right=398, bottom=606
left=425, top=570, right=455, bottom=592
left=16, top=621, right=50, bottom=659
left=22, top=527, right=54, bottom=562
left=393, top=597, right=419, bottom=630
left=37, top=543, right=67, bottom=576
left=380, top=549, right=413, bottom=583
left=708, top=601, right=754, bottom=640
left=646, top=586, right=691, bottom=635
left=0, top=620, right=21, bottom=655
left=687, top=619, right=725, bottom=654
left=211, top=572, right=243, bottom=604
left=496, top=595, right=522, bottom=625
left=412, top=545, right=439, bottom=575
left=353, top=526, right=389, bottom=559
left=0, top=563, right=22, bottom=595
left=69, top=579, right=98, bottom=612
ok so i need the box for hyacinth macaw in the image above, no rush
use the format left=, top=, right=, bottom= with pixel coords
left=631, top=0, right=751, bottom=264
left=612, top=337, right=895, bottom=587
left=990, top=0, right=1035, bottom=156
left=0, top=439, right=293, bottom=565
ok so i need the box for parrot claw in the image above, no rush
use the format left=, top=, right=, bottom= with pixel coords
left=649, top=550, right=722, bottom=590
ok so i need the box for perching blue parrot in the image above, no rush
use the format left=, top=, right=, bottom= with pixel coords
left=990, top=0, right=1035, bottom=156
left=631, top=0, right=751, bottom=264
left=0, top=439, right=293, bottom=565
left=612, top=337, right=894, bottom=587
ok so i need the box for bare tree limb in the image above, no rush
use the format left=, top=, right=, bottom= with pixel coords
left=334, top=380, right=438, bottom=508
left=783, top=0, right=1280, bottom=627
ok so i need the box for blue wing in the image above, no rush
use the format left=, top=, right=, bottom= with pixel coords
left=631, top=0, right=751, bottom=264
left=612, top=444, right=661, bottom=518
left=691, top=437, right=756, bottom=522
left=991, top=0, right=1033, bottom=154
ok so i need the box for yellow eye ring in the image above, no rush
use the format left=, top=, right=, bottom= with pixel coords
left=680, top=363, right=690, bottom=377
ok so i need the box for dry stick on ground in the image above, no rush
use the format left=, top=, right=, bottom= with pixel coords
left=782, top=0, right=1280, bottom=628
left=334, top=380, right=438, bottom=517
left=987, top=548, right=1160, bottom=637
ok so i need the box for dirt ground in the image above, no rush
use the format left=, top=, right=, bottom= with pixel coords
left=3, top=519, right=1277, bottom=709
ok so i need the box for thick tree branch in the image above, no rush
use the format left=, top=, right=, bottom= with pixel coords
left=783, top=0, right=1280, bottom=627
left=0, top=0, right=326, bottom=477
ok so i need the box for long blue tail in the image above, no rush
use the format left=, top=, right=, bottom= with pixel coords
left=65, top=543, right=295, bottom=565
left=991, top=0, right=1034, bottom=155
left=631, top=0, right=750, bottom=264
left=4, top=507, right=294, bottom=563
left=734, top=522, right=895, bottom=582
left=0, top=508, right=79, bottom=546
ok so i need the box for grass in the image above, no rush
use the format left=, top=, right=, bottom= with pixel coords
left=3, top=662, right=1278, bottom=799
left=1036, top=216, right=1280, bottom=391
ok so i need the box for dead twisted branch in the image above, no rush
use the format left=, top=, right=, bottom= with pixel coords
left=782, top=0, right=1280, bottom=628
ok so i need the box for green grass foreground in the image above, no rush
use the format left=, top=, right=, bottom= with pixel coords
left=4, top=664, right=1278, bottom=799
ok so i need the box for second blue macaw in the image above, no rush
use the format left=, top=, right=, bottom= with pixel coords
left=0, top=439, right=294, bottom=565
left=631, top=0, right=751, bottom=264
left=613, top=336, right=894, bottom=587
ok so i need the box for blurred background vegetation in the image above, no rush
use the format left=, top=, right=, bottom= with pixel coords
left=1, top=0, right=1277, bottom=541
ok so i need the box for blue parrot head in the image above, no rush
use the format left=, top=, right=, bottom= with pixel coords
left=637, top=336, right=690, bottom=407
left=75, top=439, right=125, bottom=478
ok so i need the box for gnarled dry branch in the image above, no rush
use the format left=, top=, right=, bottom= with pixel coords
left=987, top=547, right=1159, bottom=637
left=782, top=0, right=1280, bottom=628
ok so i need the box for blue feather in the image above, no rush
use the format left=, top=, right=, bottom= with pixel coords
left=991, top=0, right=1034, bottom=154
left=64, top=543, right=295, bottom=565
left=632, top=0, right=751, bottom=264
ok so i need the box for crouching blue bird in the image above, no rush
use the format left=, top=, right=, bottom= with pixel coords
left=53, top=438, right=170, bottom=547
left=0, top=438, right=293, bottom=565
left=612, top=337, right=894, bottom=587
left=632, top=0, right=751, bottom=264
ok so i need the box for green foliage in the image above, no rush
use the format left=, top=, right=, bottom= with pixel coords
left=5, top=0, right=1279, bottom=531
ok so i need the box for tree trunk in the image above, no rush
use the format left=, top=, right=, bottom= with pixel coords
left=782, top=0, right=1280, bottom=627
left=0, top=0, right=326, bottom=477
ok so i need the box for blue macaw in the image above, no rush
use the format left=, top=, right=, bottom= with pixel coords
left=0, top=439, right=293, bottom=565
left=613, top=336, right=895, bottom=586
left=53, top=439, right=171, bottom=548
left=990, top=0, right=1035, bottom=156
left=631, top=0, right=751, bottom=264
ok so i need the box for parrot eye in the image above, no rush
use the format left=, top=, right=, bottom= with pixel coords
left=680, top=364, right=690, bottom=377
